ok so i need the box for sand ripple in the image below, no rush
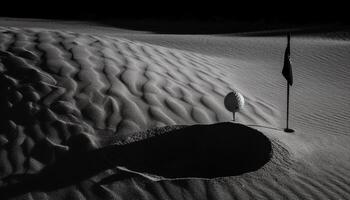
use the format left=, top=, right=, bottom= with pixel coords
left=0, top=27, right=350, bottom=200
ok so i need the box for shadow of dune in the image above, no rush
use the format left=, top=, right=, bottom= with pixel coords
left=114, top=122, right=272, bottom=178
left=0, top=122, right=272, bottom=199
left=0, top=147, right=115, bottom=199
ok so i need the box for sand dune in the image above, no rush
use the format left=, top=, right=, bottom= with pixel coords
left=0, top=23, right=350, bottom=200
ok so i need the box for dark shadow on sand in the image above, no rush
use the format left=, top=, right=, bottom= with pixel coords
left=0, top=122, right=272, bottom=199
left=115, top=122, right=272, bottom=178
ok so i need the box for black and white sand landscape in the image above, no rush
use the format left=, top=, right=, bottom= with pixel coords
left=0, top=8, right=349, bottom=200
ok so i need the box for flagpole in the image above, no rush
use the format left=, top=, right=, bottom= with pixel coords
left=286, top=82, right=290, bottom=129
left=284, top=32, right=294, bottom=133
left=284, top=73, right=294, bottom=132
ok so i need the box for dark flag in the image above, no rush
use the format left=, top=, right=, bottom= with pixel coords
left=282, top=33, right=293, bottom=85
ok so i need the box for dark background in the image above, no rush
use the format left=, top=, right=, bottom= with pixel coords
left=1, top=1, right=348, bottom=33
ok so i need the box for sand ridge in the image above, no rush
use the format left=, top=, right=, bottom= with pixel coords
left=0, top=27, right=274, bottom=170
left=0, top=28, right=244, bottom=138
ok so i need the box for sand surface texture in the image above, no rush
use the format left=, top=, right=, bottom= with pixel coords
left=0, top=22, right=350, bottom=200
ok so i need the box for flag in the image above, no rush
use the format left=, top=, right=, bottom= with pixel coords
left=282, top=33, right=293, bottom=85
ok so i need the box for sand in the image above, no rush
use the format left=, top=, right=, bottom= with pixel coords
left=0, top=19, right=350, bottom=200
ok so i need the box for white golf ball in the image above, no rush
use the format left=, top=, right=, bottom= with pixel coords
left=224, top=91, right=245, bottom=112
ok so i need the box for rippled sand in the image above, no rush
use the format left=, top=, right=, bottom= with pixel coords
left=0, top=22, right=350, bottom=200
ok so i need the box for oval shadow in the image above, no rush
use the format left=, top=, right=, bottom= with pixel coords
left=115, top=122, right=272, bottom=178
